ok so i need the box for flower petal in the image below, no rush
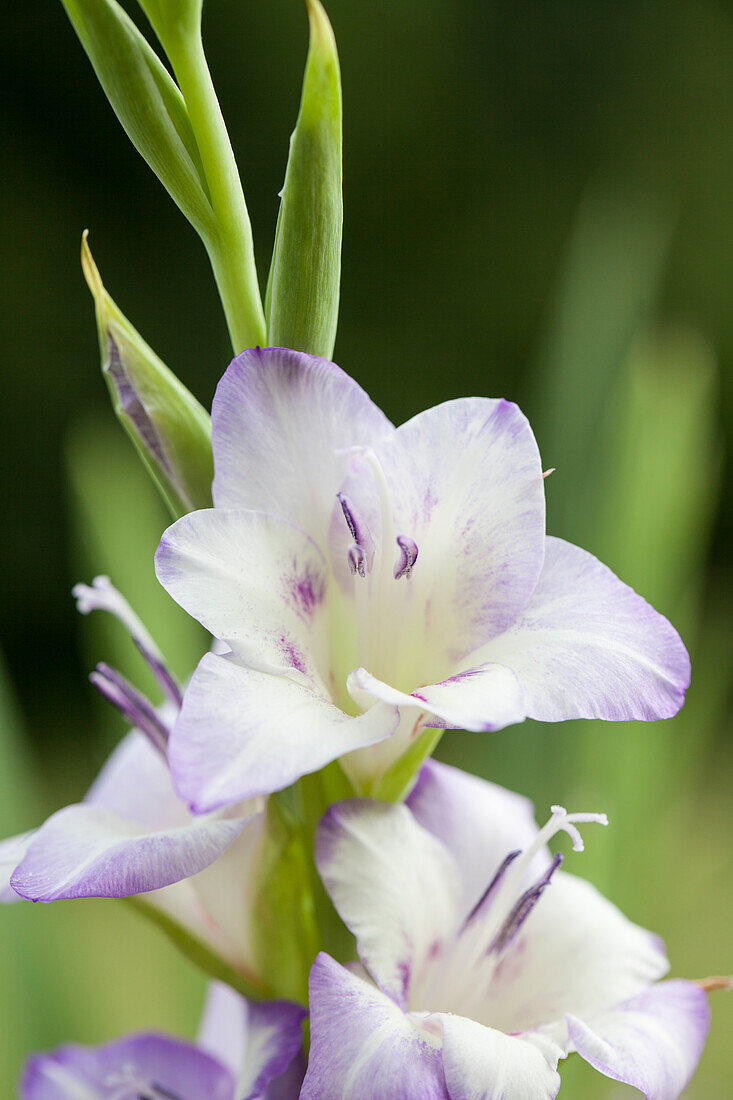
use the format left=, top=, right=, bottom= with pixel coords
left=406, top=760, right=540, bottom=916
left=211, top=347, right=394, bottom=550
left=567, top=980, right=710, bottom=1100
left=347, top=663, right=526, bottom=733
left=198, top=982, right=306, bottom=1099
left=84, top=727, right=187, bottom=827
left=19, top=1034, right=234, bottom=1100
left=0, top=831, right=33, bottom=902
left=156, top=508, right=328, bottom=678
left=170, top=652, right=399, bottom=810
left=482, top=870, right=669, bottom=1036
left=10, top=800, right=248, bottom=902
left=342, top=398, right=545, bottom=667
left=439, top=1014, right=561, bottom=1100
left=301, top=953, right=449, bottom=1099
left=469, top=537, right=690, bottom=721
left=316, top=799, right=462, bottom=1006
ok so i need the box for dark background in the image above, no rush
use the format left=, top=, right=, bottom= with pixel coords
left=1, top=1, right=731, bottom=1094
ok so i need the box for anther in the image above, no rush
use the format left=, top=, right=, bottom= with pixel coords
left=348, top=544, right=367, bottom=578
left=394, top=536, right=418, bottom=580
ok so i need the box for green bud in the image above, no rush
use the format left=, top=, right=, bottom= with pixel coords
left=61, top=0, right=213, bottom=236
left=81, top=233, right=214, bottom=518
left=266, top=0, right=343, bottom=359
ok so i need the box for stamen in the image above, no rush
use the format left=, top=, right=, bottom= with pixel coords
left=73, top=576, right=182, bottom=706
left=463, top=850, right=521, bottom=929
left=348, top=544, right=367, bottom=578
left=489, top=852, right=563, bottom=954
left=393, top=536, right=418, bottom=580
left=90, top=663, right=170, bottom=757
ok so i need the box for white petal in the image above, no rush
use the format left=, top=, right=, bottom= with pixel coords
left=156, top=508, right=328, bottom=678
left=439, top=1014, right=561, bottom=1100
left=406, top=760, right=540, bottom=915
left=568, top=980, right=710, bottom=1100
left=211, top=347, right=393, bottom=551
left=169, top=653, right=398, bottom=810
left=85, top=728, right=188, bottom=829
left=470, top=537, right=690, bottom=721
left=316, top=799, right=462, bottom=1006
left=482, top=871, right=669, bottom=1036
left=339, top=398, right=545, bottom=670
left=348, top=663, right=526, bottom=733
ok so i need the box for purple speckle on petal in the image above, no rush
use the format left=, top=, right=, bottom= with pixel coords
left=288, top=564, right=326, bottom=619
left=280, top=637, right=307, bottom=675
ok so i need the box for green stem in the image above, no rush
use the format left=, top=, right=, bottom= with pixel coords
left=166, top=28, right=266, bottom=353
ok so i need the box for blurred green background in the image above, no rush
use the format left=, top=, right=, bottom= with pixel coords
left=1, top=0, right=731, bottom=1095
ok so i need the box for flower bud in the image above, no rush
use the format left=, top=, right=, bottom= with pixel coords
left=81, top=233, right=213, bottom=517
left=266, top=0, right=343, bottom=358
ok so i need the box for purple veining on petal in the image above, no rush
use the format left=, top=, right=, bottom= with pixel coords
left=489, top=852, right=563, bottom=955
left=288, top=564, right=327, bottom=619
left=348, top=544, right=367, bottom=577
left=462, top=849, right=521, bottom=929
left=394, top=535, right=419, bottom=580
left=280, top=637, right=308, bottom=675
left=105, top=335, right=171, bottom=475
left=90, top=663, right=170, bottom=756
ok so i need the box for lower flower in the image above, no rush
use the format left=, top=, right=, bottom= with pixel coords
left=303, top=760, right=710, bottom=1099
left=19, top=981, right=305, bottom=1100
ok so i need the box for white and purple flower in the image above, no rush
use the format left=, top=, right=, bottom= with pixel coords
left=19, top=980, right=305, bottom=1099
left=154, top=346, right=690, bottom=805
left=302, top=760, right=710, bottom=1099
left=1, top=578, right=270, bottom=994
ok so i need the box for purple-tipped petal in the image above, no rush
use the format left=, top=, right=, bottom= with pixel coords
left=316, top=800, right=461, bottom=1007
left=155, top=508, right=328, bottom=679
left=568, top=980, right=710, bottom=1100
left=169, top=653, right=399, bottom=810
left=10, top=800, right=249, bottom=902
left=211, top=347, right=393, bottom=552
left=198, top=982, right=306, bottom=1099
left=471, top=537, right=690, bottom=722
left=439, top=1015, right=562, bottom=1100
left=406, top=760, right=540, bottom=916
left=301, top=953, right=449, bottom=1099
left=19, top=1034, right=234, bottom=1100
left=347, top=663, right=526, bottom=734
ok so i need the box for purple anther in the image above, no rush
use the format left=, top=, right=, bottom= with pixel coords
left=338, top=493, right=365, bottom=545
left=462, top=850, right=521, bottom=931
left=90, top=663, right=170, bottom=757
left=393, top=536, right=419, bottom=579
left=348, top=544, right=367, bottom=578
left=489, top=852, right=563, bottom=955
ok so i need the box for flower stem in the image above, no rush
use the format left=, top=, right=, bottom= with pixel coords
left=165, top=28, right=266, bottom=353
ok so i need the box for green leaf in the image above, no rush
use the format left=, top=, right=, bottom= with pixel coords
left=61, top=0, right=213, bottom=235
left=81, top=233, right=214, bottom=518
left=267, top=0, right=343, bottom=358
